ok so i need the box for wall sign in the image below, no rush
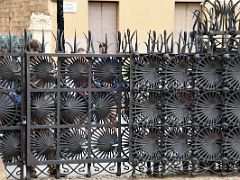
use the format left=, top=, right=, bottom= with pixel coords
left=63, top=2, right=77, bottom=12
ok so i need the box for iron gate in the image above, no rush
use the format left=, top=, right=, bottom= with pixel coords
left=2, top=50, right=240, bottom=179
left=1, top=0, right=240, bottom=179
left=24, top=53, right=131, bottom=178
left=0, top=53, right=25, bottom=179
left=130, top=53, right=240, bottom=176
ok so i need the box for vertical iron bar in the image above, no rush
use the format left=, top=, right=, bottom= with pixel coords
left=116, top=57, right=123, bottom=176
left=129, top=53, right=135, bottom=177
left=21, top=53, right=26, bottom=180
left=86, top=56, right=93, bottom=178
left=25, top=53, right=31, bottom=179
left=56, top=55, right=61, bottom=178
left=190, top=54, right=194, bottom=176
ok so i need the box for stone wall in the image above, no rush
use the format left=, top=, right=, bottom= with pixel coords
left=0, top=0, right=49, bottom=35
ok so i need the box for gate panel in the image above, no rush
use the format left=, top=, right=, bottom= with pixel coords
left=26, top=53, right=131, bottom=178
left=130, top=53, right=240, bottom=176
left=1, top=51, right=240, bottom=178
left=0, top=53, right=24, bottom=179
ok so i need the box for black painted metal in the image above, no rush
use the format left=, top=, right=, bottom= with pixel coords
left=2, top=50, right=240, bottom=179
left=2, top=0, right=240, bottom=179
left=57, top=0, right=65, bottom=52
left=0, top=53, right=24, bottom=179
left=24, top=53, right=130, bottom=178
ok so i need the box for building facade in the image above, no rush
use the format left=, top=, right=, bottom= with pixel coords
left=0, top=0, right=202, bottom=52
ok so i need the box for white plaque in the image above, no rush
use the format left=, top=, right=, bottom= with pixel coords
left=63, top=2, right=77, bottom=13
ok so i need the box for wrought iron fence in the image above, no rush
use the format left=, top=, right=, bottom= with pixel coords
left=0, top=53, right=25, bottom=179
left=2, top=50, right=240, bottom=179
left=129, top=52, right=240, bottom=176
left=1, top=0, right=240, bottom=179
left=24, top=52, right=131, bottom=178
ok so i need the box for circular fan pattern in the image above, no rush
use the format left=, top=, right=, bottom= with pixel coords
left=194, top=128, right=222, bottom=161
left=224, top=55, right=240, bottom=89
left=31, top=130, right=56, bottom=161
left=91, top=128, right=118, bottom=159
left=194, top=55, right=222, bottom=89
left=193, top=92, right=221, bottom=126
left=0, top=93, right=17, bottom=126
left=122, top=58, right=130, bottom=83
left=132, top=55, right=162, bottom=89
left=223, top=128, right=240, bottom=160
left=0, top=131, right=21, bottom=162
left=121, top=58, right=130, bottom=122
left=122, top=91, right=130, bottom=123
left=132, top=92, right=161, bottom=125
left=30, top=56, right=56, bottom=88
left=121, top=127, right=130, bottom=157
left=92, top=57, right=119, bottom=87
left=0, top=56, right=21, bottom=88
left=165, top=55, right=190, bottom=88
left=92, top=93, right=117, bottom=124
left=164, top=128, right=190, bottom=161
left=61, top=57, right=89, bottom=88
left=223, top=92, right=240, bottom=125
left=31, top=93, right=55, bottom=125
left=61, top=94, right=88, bottom=124
left=164, top=92, right=191, bottom=125
left=60, top=128, right=87, bottom=159
left=132, top=128, right=161, bottom=161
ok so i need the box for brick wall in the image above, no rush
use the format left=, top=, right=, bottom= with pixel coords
left=0, top=0, right=49, bottom=35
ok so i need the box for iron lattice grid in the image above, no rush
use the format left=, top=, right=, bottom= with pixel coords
left=0, top=53, right=24, bottom=179
left=130, top=53, right=240, bottom=176
left=1, top=52, right=240, bottom=178
left=2, top=0, right=240, bottom=177
left=25, top=53, right=131, bottom=177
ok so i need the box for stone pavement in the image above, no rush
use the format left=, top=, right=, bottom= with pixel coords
left=0, top=160, right=6, bottom=180
left=37, top=174, right=240, bottom=180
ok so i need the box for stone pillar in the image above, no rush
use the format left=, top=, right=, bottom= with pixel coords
left=29, top=13, right=53, bottom=53
left=0, top=160, right=6, bottom=180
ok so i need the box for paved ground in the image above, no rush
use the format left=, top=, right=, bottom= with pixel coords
left=36, top=174, right=240, bottom=180
left=4, top=164, right=240, bottom=179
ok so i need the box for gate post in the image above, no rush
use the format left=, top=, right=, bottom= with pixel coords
left=57, top=0, right=65, bottom=52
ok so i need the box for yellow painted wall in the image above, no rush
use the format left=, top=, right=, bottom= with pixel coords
left=49, top=0, right=175, bottom=52
left=64, top=0, right=88, bottom=42
left=48, top=0, right=57, bottom=52
left=118, top=0, right=175, bottom=51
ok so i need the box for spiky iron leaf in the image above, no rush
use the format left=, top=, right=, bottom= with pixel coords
left=135, top=30, right=138, bottom=52
left=117, top=31, right=121, bottom=53
left=60, top=31, right=65, bottom=52
left=160, top=34, right=163, bottom=53
left=74, top=30, right=77, bottom=53
left=123, top=32, right=127, bottom=52
left=151, top=31, right=156, bottom=52
left=105, top=33, right=108, bottom=54
left=156, top=36, right=160, bottom=53
left=83, top=32, right=89, bottom=53
left=147, top=30, right=151, bottom=52
left=52, top=30, right=58, bottom=53
left=41, top=29, right=45, bottom=53
left=127, top=29, right=132, bottom=53
left=91, top=34, right=95, bottom=53
left=24, top=29, right=28, bottom=51
left=91, top=40, right=94, bottom=54
left=8, top=31, right=12, bottom=53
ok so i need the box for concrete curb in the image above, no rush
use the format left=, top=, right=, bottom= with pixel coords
left=0, top=160, right=6, bottom=180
